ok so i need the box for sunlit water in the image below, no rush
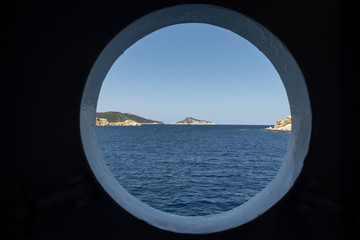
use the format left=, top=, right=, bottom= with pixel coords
left=97, top=125, right=289, bottom=216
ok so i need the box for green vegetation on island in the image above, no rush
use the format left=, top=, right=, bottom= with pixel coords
left=96, top=111, right=164, bottom=124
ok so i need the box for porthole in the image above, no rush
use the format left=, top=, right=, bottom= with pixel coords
left=80, top=4, right=311, bottom=234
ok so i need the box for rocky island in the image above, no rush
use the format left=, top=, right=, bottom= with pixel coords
left=265, top=116, right=291, bottom=132
left=96, top=111, right=163, bottom=124
left=173, top=117, right=215, bottom=125
left=96, top=111, right=163, bottom=126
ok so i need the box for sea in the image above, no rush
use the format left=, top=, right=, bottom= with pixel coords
left=96, top=124, right=290, bottom=216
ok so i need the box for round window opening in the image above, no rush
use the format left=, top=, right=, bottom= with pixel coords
left=96, top=22, right=291, bottom=217
left=80, top=4, right=311, bottom=234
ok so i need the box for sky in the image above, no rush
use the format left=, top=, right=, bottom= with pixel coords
left=97, top=23, right=290, bottom=125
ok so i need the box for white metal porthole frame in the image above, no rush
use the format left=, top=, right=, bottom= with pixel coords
left=80, top=4, right=312, bottom=234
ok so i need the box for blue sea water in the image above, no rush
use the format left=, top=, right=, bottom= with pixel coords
left=96, top=125, right=290, bottom=216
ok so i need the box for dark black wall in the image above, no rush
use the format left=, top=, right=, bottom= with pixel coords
left=4, top=1, right=358, bottom=239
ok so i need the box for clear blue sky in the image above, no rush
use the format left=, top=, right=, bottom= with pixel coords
left=97, top=23, right=290, bottom=125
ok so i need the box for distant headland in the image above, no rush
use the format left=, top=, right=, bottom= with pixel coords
left=96, top=111, right=291, bottom=129
left=96, top=111, right=163, bottom=126
left=265, top=116, right=291, bottom=132
left=95, top=112, right=215, bottom=126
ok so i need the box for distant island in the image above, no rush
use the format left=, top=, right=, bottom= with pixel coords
left=95, top=112, right=290, bottom=128
left=95, top=112, right=216, bottom=126
left=96, top=111, right=163, bottom=126
left=265, top=116, right=291, bottom=132
left=173, top=117, right=215, bottom=125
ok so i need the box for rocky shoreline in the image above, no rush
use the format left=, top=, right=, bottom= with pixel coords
left=96, top=116, right=215, bottom=126
left=97, top=115, right=291, bottom=129
left=265, top=116, right=291, bottom=132
left=96, top=117, right=142, bottom=126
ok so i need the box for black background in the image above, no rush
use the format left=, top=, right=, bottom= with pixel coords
left=3, top=0, right=358, bottom=239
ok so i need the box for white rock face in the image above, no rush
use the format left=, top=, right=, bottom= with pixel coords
left=266, top=116, right=292, bottom=132
left=109, top=120, right=142, bottom=126
left=96, top=117, right=109, bottom=126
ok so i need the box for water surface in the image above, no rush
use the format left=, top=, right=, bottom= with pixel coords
left=97, top=125, right=290, bottom=216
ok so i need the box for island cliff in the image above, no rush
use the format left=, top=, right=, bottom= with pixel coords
left=265, top=116, right=291, bottom=132
left=96, top=117, right=141, bottom=126
left=109, top=120, right=141, bottom=126
left=96, top=117, right=109, bottom=126
left=173, top=117, right=215, bottom=125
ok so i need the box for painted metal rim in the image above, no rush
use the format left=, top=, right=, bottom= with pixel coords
left=80, top=4, right=311, bottom=234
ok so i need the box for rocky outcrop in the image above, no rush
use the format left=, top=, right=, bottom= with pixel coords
left=96, top=118, right=141, bottom=126
left=109, top=120, right=142, bottom=126
left=266, top=116, right=291, bottom=132
left=173, top=117, right=215, bottom=125
left=96, top=117, right=109, bottom=126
